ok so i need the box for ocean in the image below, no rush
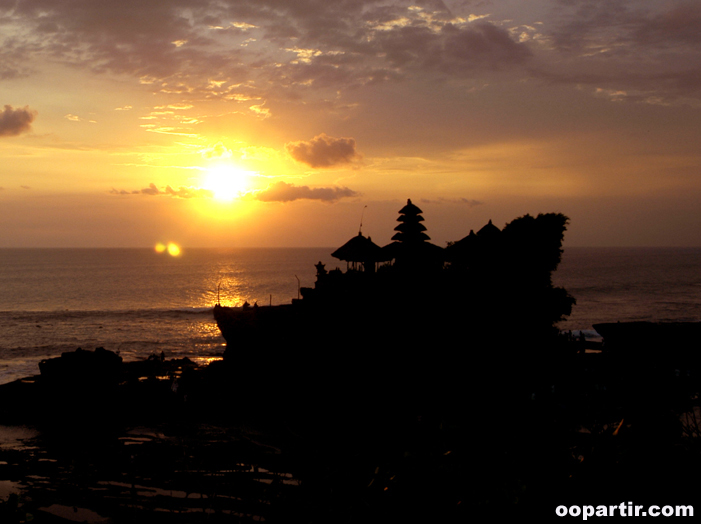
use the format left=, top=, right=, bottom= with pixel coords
left=0, top=248, right=337, bottom=385
left=1, top=246, right=700, bottom=385
left=554, top=247, right=701, bottom=331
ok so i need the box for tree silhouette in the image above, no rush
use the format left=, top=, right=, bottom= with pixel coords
left=444, top=212, right=574, bottom=341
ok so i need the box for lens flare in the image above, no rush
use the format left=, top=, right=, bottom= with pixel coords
left=155, top=242, right=181, bottom=256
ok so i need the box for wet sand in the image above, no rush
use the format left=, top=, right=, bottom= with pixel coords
left=0, top=420, right=305, bottom=523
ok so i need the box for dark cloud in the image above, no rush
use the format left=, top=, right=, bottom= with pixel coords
left=534, top=1, right=701, bottom=103
left=285, top=133, right=360, bottom=168
left=549, top=1, right=701, bottom=53
left=255, top=181, right=358, bottom=202
left=366, top=20, right=531, bottom=75
left=0, top=0, right=531, bottom=102
left=3, top=0, right=697, bottom=107
left=1, top=0, right=234, bottom=88
left=270, top=4, right=531, bottom=89
left=0, top=105, right=37, bottom=137
left=442, top=22, right=532, bottom=67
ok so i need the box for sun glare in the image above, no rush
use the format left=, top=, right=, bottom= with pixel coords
left=204, top=165, right=252, bottom=201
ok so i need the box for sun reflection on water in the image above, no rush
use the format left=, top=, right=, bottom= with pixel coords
left=190, top=356, right=224, bottom=367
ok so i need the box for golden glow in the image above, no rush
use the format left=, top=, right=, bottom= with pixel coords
left=187, top=192, right=257, bottom=224
left=155, top=242, right=181, bottom=256
left=204, top=165, right=253, bottom=201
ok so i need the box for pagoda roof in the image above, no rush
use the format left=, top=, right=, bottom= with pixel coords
left=398, top=199, right=423, bottom=215
left=397, top=214, right=424, bottom=223
left=391, top=231, right=431, bottom=242
left=394, top=222, right=427, bottom=233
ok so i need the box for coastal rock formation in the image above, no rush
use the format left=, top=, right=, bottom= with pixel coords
left=213, top=201, right=576, bottom=440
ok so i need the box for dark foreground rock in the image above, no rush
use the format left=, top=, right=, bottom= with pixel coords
left=2, top=337, right=701, bottom=523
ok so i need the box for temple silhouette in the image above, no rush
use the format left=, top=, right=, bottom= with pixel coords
left=328, top=199, right=444, bottom=274
left=213, top=198, right=575, bottom=432
left=286, top=198, right=574, bottom=339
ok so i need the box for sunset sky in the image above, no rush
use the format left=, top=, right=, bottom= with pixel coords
left=1, top=0, right=700, bottom=248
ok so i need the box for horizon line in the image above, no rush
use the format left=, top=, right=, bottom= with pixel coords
left=1, top=245, right=700, bottom=250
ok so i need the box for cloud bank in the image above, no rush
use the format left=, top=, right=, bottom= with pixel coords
left=255, top=181, right=358, bottom=202
left=110, top=180, right=358, bottom=203
left=110, top=183, right=213, bottom=199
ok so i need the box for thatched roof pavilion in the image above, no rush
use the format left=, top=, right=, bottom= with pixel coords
left=331, top=233, right=386, bottom=271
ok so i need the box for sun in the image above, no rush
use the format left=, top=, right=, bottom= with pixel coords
left=204, top=165, right=252, bottom=201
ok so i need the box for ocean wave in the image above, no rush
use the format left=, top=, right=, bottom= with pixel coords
left=0, top=307, right=215, bottom=322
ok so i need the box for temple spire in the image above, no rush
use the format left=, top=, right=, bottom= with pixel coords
left=391, top=199, right=430, bottom=243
